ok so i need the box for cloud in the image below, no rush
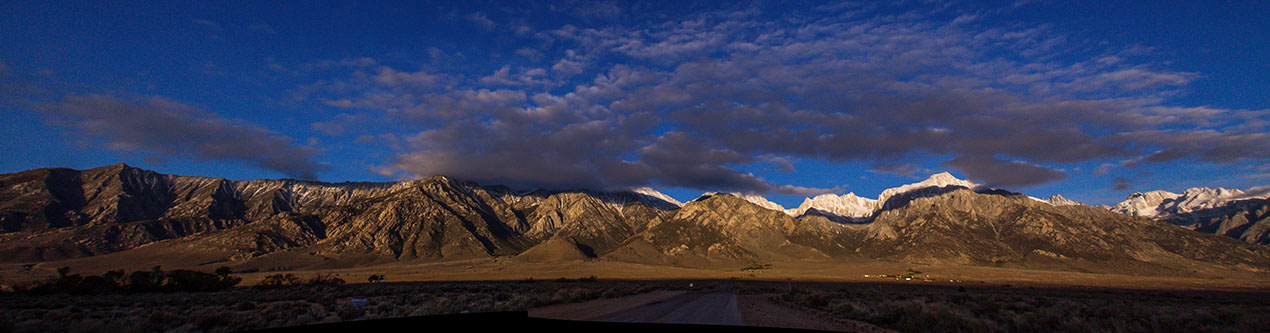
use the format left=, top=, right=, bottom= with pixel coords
left=1112, top=176, right=1134, bottom=191
left=48, top=94, right=329, bottom=179
left=942, top=155, right=1067, bottom=188
left=761, top=155, right=796, bottom=173
left=192, top=19, right=222, bottom=30
left=1093, top=163, right=1116, bottom=175
left=466, top=12, right=495, bottom=30
left=306, top=3, right=1270, bottom=193
left=1236, top=185, right=1270, bottom=198
left=868, top=163, right=929, bottom=178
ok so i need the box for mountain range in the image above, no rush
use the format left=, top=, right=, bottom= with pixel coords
left=1, top=164, right=1268, bottom=276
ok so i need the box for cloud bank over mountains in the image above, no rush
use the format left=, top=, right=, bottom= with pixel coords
left=22, top=2, right=1270, bottom=194
left=48, top=95, right=329, bottom=179
left=304, top=3, right=1267, bottom=192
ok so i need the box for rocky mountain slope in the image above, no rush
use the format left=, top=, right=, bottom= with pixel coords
left=0, top=164, right=677, bottom=263
left=1162, top=197, right=1270, bottom=245
left=859, top=187, right=1268, bottom=272
left=1, top=164, right=1268, bottom=276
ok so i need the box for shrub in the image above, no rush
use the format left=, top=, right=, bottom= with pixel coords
left=307, top=273, right=345, bottom=286
left=235, top=302, right=257, bottom=311
left=166, top=269, right=240, bottom=292
left=337, top=306, right=365, bottom=321
left=259, top=274, right=300, bottom=288
left=128, top=271, right=162, bottom=292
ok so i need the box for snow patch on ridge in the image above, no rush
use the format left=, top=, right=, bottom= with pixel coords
left=1045, top=194, right=1080, bottom=206
left=696, top=192, right=788, bottom=212
left=736, top=193, right=786, bottom=212
left=631, top=187, right=684, bottom=208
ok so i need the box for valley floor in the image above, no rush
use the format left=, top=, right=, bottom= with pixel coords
left=5, top=257, right=1270, bottom=291
left=239, top=258, right=1270, bottom=291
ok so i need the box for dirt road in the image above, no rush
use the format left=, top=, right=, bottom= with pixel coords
left=530, top=288, right=891, bottom=332
left=592, top=290, right=744, bottom=325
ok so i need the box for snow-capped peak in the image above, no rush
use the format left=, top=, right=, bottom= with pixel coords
left=782, top=172, right=978, bottom=220
left=1045, top=194, right=1080, bottom=206
left=877, top=172, right=978, bottom=204
left=1107, top=188, right=1251, bottom=218
left=1109, top=190, right=1180, bottom=217
left=631, top=187, right=684, bottom=208
left=786, top=192, right=877, bottom=218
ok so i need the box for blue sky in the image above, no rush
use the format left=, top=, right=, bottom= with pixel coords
left=1, top=1, right=1268, bottom=207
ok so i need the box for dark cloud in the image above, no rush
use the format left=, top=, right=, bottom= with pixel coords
left=942, top=155, right=1067, bottom=188
left=313, top=4, right=1270, bottom=193
left=1112, top=177, right=1134, bottom=191
left=49, top=95, right=329, bottom=179
left=1121, top=147, right=1190, bottom=168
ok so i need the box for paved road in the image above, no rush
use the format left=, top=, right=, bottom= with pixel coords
left=592, top=290, right=744, bottom=326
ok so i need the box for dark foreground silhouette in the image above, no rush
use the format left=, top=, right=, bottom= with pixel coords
left=251, top=311, right=819, bottom=333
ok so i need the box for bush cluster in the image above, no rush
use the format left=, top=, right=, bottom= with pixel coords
left=13, top=266, right=240, bottom=295
left=258, top=273, right=346, bottom=288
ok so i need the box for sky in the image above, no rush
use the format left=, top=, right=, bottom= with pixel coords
left=1, top=0, right=1269, bottom=207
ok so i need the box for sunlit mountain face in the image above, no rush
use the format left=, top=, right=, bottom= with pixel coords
left=2, top=1, right=1268, bottom=209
